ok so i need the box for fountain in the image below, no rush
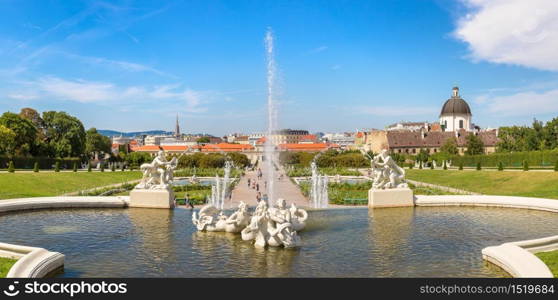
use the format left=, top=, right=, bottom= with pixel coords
left=264, top=28, right=278, bottom=206
left=309, top=161, right=329, bottom=208
left=208, top=160, right=233, bottom=210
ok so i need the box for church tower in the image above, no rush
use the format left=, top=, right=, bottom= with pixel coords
left=175, top=114, right=181, bottom=138
left=439, top=86, right=472, bottom=132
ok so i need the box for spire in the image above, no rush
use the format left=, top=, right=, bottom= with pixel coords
left=452, top=86, right=459, bottom=98
left=175, top=114, right=180, bottom=138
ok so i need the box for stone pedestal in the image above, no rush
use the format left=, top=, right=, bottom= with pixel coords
left=368, top=188, right=414, bottom=208
left=129, top=188, right=175, bottom=209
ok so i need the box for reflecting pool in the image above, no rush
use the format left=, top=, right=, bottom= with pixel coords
left=0, top=206, right=556, bottom=277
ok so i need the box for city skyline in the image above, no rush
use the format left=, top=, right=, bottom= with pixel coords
left=1, top=0, right=558, bottom=135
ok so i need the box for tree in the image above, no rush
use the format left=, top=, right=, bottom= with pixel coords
left=0, top=125, right=16, bottom=156
left=85, top=128, right=112, bottom=158
left=226, top=152, right=250, bottom=168
left=419, top=161, right=423, bottom=169
left=126, top=152, right=152, bottom=169
left=33, top=162, right=39, bottom=172
left=498, top=161, right=504, bottom=171
left=0, top=112, right=37, bottom=156
left=440, top=137, right=459, bottom=155
left=8, top=161, right=14, bottom=173
left=196, top=137, right=211, bottom=144
left=465, top=134, right=484, bottom=155
left=42, top=111, right=86, bottom=157
left=417, top=148, right=429, bottom=163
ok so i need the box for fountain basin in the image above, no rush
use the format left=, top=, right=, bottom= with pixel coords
left=0, top=197, right=557, bottom=277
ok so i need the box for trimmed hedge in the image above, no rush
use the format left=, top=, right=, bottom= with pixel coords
left=0, top=156, right=81, bottom=170
left=434, top=150, right=558, bottom=168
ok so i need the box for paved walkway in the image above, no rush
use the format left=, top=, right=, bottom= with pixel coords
left=228, top=165, right=309, bottom=209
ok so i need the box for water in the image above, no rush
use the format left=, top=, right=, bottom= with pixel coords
left=310, top=161, right=329, bottom=208
left=0, top=207, right=556, bottom=277
left=207, top=161, right=233, bottom=209
left=264, top=28, right=277, bottom=206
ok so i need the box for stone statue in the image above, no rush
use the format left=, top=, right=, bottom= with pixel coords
left=225, top=201, right=251, bottom=233
left=192, top=205, right=222, bottom=231
left=289, top=203, right=308, bottom=231
left=370, top=149, right=408, bottom=189
left=136, top=151, right=177, bottom=189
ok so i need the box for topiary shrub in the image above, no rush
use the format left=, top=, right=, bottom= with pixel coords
left=430, top=162, right=434, bottom=169
left=498, top=161, right=504, bottom=171
left=100, top=162, right=105, bottom=172
left=555, top=160, right=558, bottom=172
left=458, top=161, right=463, bottom=170
left=419, top=161, right=423, bottom=169
left=8, top=161, right=15, bottom=173
left=33, top=162, right=39, bottom=173
left=523, top=160, right=529, bottom=171
left=111, top=163, right=116, bottom=172
left=408, top=163, right=413, bottom=169
left=443, top=161, right=447, bottom=170
left=87, top=162, right=92, bottom=172
left=73, top=162, right=78, bottom=172
left=121, top=164, right=126, bottom=171
left=476, top=162, right=481, bottom=171
left=54, top=161, right=60, bottom=172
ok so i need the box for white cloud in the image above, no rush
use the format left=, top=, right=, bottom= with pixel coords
left=16, top=76, right=207, bottom=113
left=455, top=0, right=558, bottom=71
left=480, top=88, right=558, bottom=116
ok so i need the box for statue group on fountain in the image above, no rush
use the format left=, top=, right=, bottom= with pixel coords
left=369, top=149, right=408, bottom=189
left=136, top=150, right=178, bottom=190
left=192, top=199, right=308, bottom=248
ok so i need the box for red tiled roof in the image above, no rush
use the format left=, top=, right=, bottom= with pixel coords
left=133, top=145, right=189, bottom=152
left=278, top=143, right=339, bottom=151
left=300, top=134, right=317, bottom=141
left=201, top=143, right=254, bottom=152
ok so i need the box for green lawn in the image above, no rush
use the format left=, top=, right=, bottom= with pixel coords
left=0, top=171, right=141, bottom=199
left=0, top=257, right=17, bottom=278
left=407, top=169, right=558, bottom=199
left=535, top=250, right=558, bottom=278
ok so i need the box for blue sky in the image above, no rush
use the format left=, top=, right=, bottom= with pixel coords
left=1, top=0, right=558, bottom=135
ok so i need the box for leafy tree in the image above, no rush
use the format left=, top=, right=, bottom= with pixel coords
left=85, top=128, right=112, bottom=158
left=0, top=112, right=37, bottom=156
left=125, top=152, right=152, bottom=169
left=417, top=148, right=429, bottom=163
left=498, top=161, right=504, bottom=171
left=55, top=161, right=60, bottom=172
left=440, top=137, right=459, bottom=155
left=226, top=152, right=250, bottom=168
left=465, top=134, right=484, bottom=155
left=8, top=161, right=14, bottom=173
left=42, top=111, right=86, bottom=157
left=0, top=125, right=16, bottom=156
left=196, top=137, right=211, bottom=144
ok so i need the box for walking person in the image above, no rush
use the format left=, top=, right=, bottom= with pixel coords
left=247, top=178, right=251, bottom=187
left=185, top=193, right=194, bottom=210
left=256, top=183, right=259, bottom=192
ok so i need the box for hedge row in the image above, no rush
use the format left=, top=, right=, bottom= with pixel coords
left=0, top=156, right=82, bottom=169
left=433, top=150, right=558, bottom=167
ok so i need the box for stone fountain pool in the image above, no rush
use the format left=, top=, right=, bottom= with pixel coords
left=0, top=206, right=557, bottom=277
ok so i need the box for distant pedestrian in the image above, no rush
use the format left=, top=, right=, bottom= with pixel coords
left=256, top=183, right=259, bottom=192
left=256, top=192, right=261, bottom=202
left=247, top=178, right=251, bottom=187
left=185, top=193, right=194, bottom=209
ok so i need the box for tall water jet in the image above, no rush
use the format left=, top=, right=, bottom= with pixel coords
left=264, top=28, right=278, bottom=206
left=310, top=161, right=329, bottom=208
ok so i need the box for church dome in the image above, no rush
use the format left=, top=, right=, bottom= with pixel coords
left=440, top=87, right=471, bottom=116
